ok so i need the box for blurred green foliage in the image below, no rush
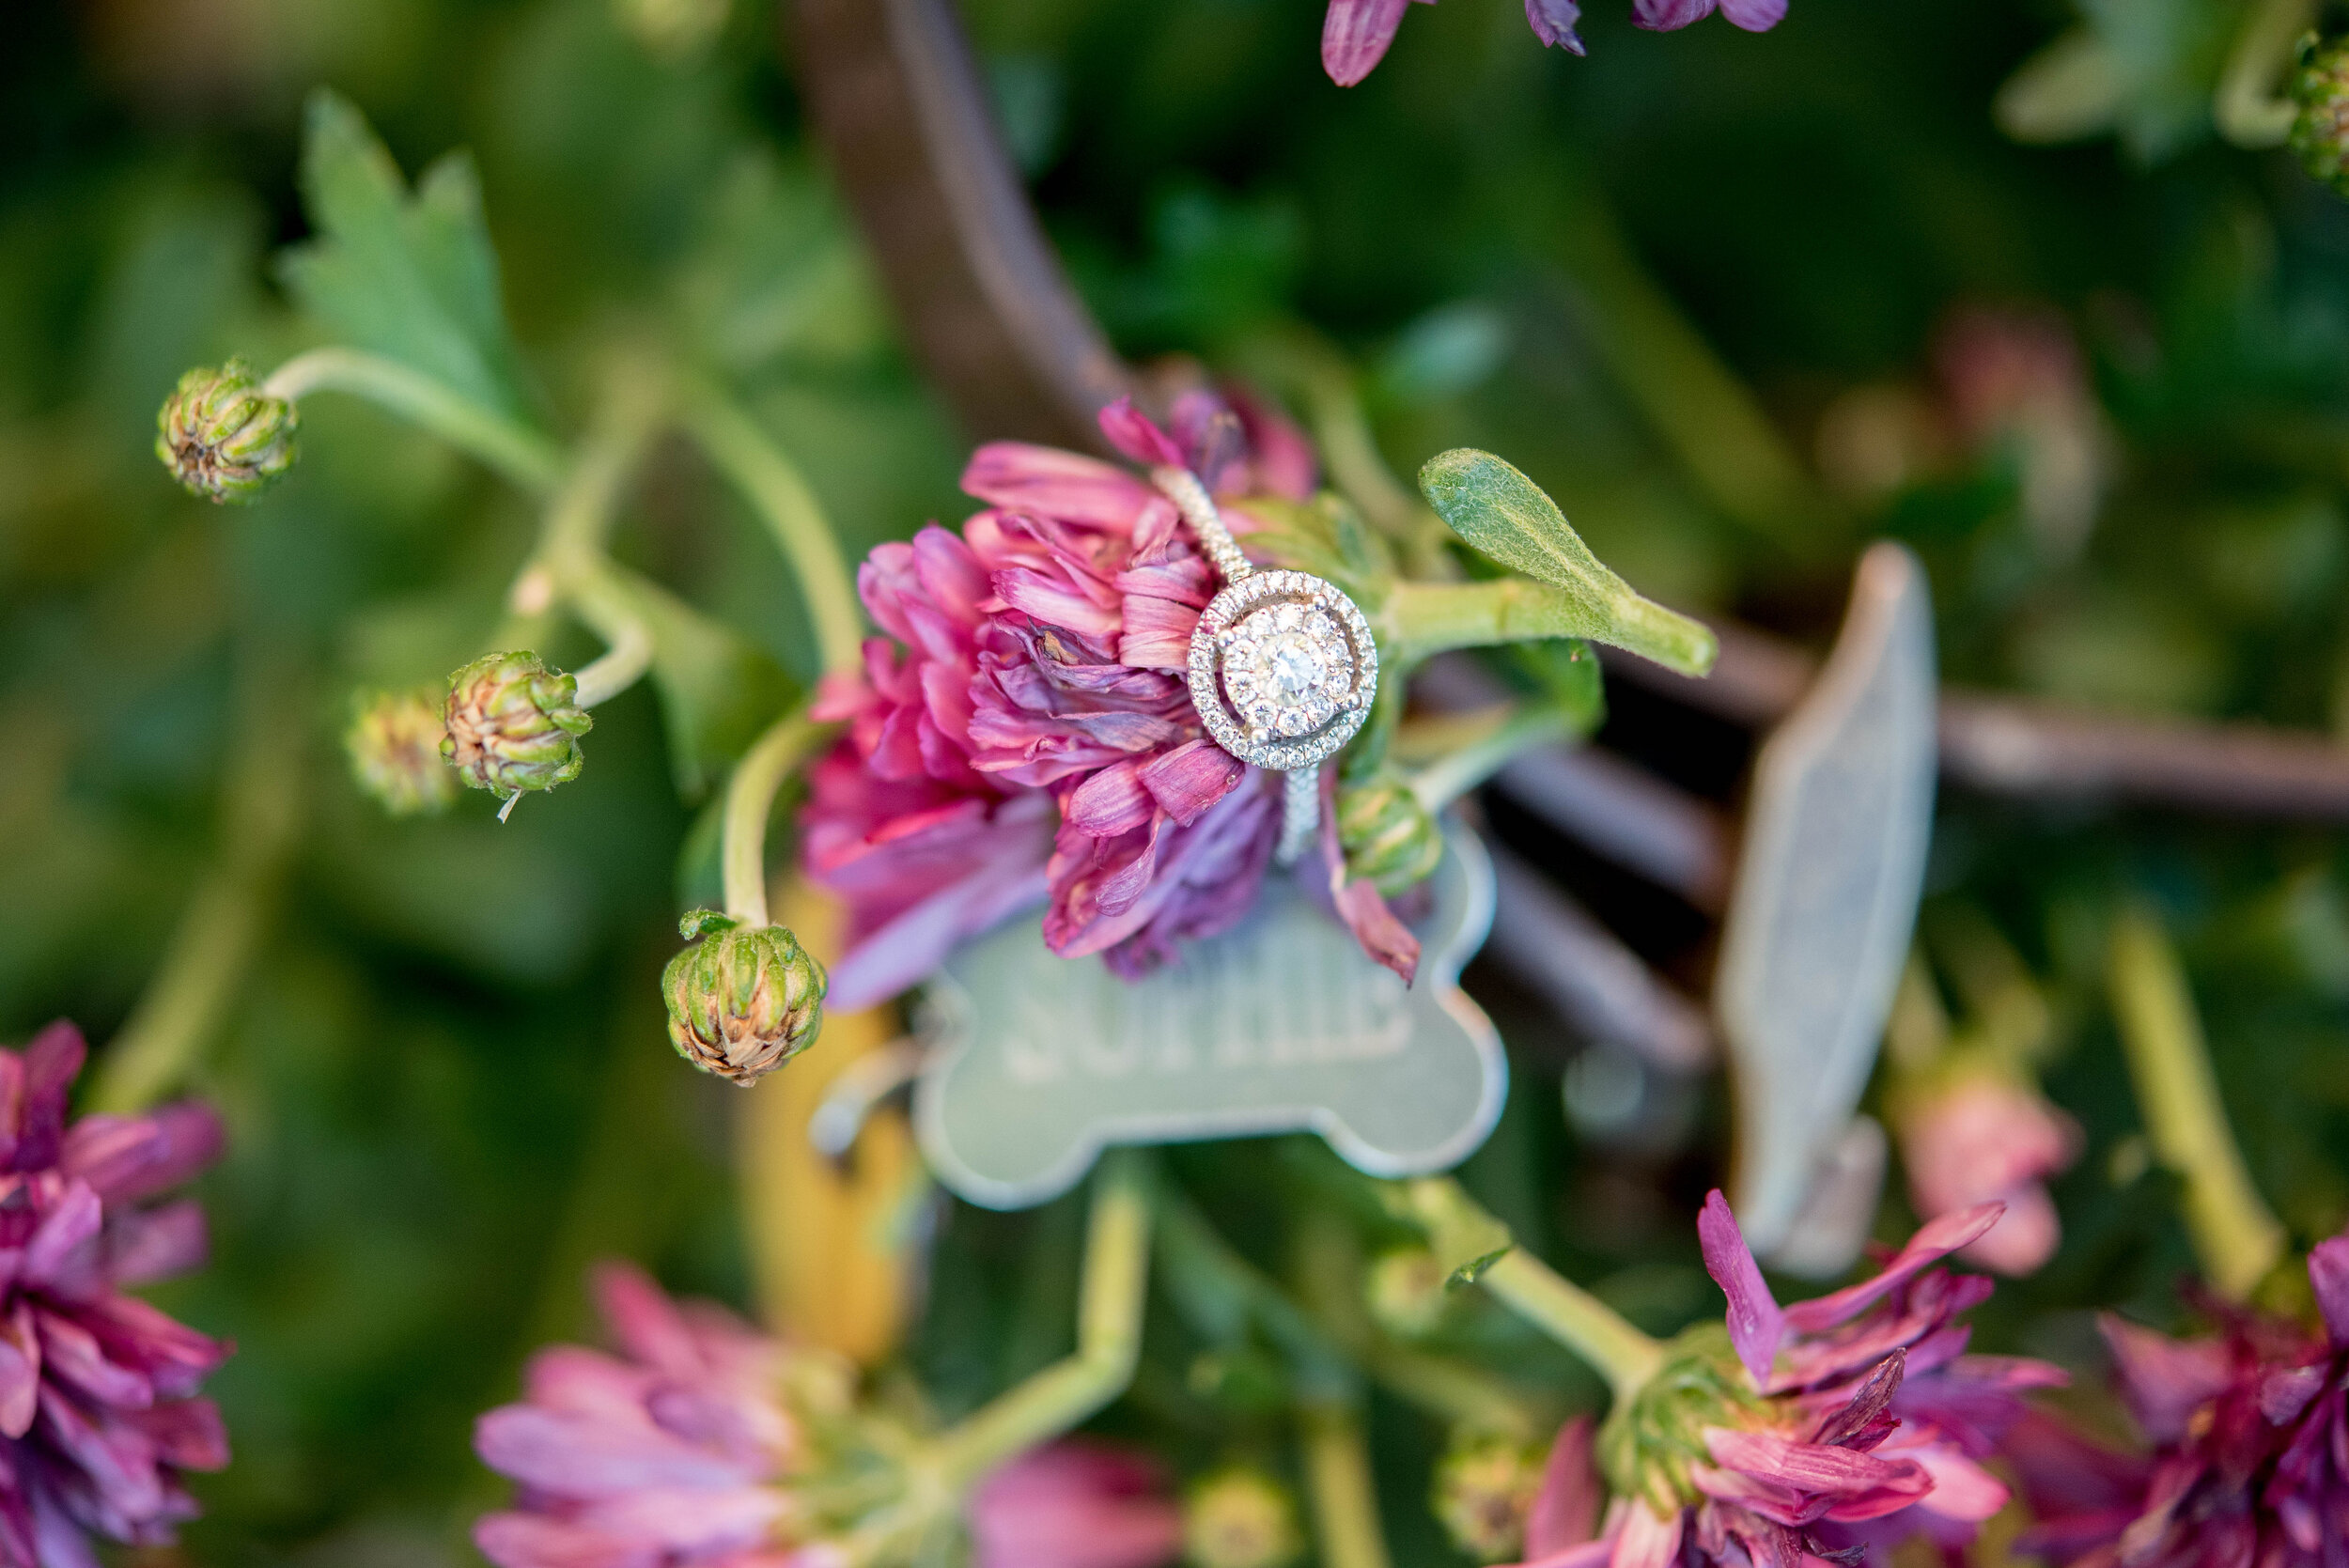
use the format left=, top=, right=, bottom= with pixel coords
left=9, top=0, right=2349, bottom=1562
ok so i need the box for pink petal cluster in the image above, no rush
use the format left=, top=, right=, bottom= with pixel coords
left=2013, top=1225, right=2349, bottom=1568
left=473, top=1263, right=829, bottom=1568
left=802, top=394, right=1319, bottom=1009
left=1511, top=1192, right=2061, bottom=1568
left=1320, top=0, right=1783, bottom=89
left=1896, top=1075, right=2082, bottom=1276
left=0, top=1021, right=230, bottom=1566
left=967, top=1441, right=1183, bottom=1568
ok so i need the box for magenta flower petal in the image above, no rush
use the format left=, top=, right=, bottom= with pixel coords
left=1779, top=1203, right=2001, bottom=1335
left=1632, top=0, right=1715, bottom=28
left=1697, top=1190, right=1785, bottom=1385
left=968, top=1441, right=1183, bottom=1568
left=1321, top=0, right=1412, bottom=85
left=2310, top=1234, right=2349, bottom=1345
left=1702, top=1428, right=1930, bottom=1514
left=1610, top=1499, right=1683, bottom=1568
left=8, top=1023, right=86, bottom=1176
left=1714, top=0, right=1786, bottom=29
left=1138, top=740, right=1242, bottom=828
left=61, top=1105, right=226, bottom=1207
left=1523, top=1417, right=1601, bottom=1558
left=2095, top=1314, right=2232, bottom=1444
left=1096, top=398, right=1187, bottom=470
left=1524, top=0, right=1586, bottom=52
left=962, top=443, right=1157, bottom=531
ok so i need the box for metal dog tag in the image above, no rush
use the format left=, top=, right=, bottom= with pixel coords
left=913, top=822, right=1505, bottom=1209
left=1719, top=542, right=1937, bottom=1275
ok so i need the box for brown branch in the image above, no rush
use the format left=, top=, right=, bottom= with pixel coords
left=789, top=0, right=1129, bottom=453
left=1605, top=630, right=2349, bottom=821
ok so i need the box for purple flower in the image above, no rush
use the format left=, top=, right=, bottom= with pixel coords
left=0, top=1021, right=231, bottom=1565
left=968, top=1441, right=1184, bottom=1568
left=1321, top=0, right=1780, bottom=88
left=801, top=392, right=1331, bottom=1001
left=474, top=1262, right=841, bottom=1568
left=1509, top=1192, right=2061, bottom=1568
left=2012, top=1223, right=2349, bottom=1568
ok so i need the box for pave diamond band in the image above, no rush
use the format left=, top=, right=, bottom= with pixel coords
left=1157, top=468, right=1378, bottom=865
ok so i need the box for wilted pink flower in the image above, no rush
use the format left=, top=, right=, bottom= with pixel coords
left=968, top=1440, right=1183, bottom=1568
left=474, top=1262, right=835, bottom=1568
left=0, top=1020, right=231, bottom=1564
left=803, top=393, right=1321, bottom=1004
left=1320, top=0, right=1783, bottom=88
left=1509, top=1192, right=2061, bottom=1568
left=1895, top=1074, right=2082, bottom=1276
left=2013, top=1225, right=2349, bottom=1568
left=1934, top=306, right=2109, bottom=556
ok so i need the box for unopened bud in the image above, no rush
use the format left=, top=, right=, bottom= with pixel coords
left=346, top=687, right=458, bottom=815
left=156, top=361, right=298, bottom=504
left=1364, top=1246, right=1452, bottom=1339
left=1337, top=776, right=1442, bottom=894
left=441, top=652, right=591, bottom=804
left=661, top=910, right=826, bottom=1085
left=1431, top=1431, right=1545, bottom=1563
left=2293, top=33, right=2349, bottom=195
left=1183, top=1467, right=1302, bottom=1568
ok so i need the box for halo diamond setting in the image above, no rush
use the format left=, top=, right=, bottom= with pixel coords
left=1187, top=571, right=1377, bottom=772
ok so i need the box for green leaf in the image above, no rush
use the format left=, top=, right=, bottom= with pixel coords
left=1445, top=1246, right=1513, bottom=1289
left=1417, top=448, right=1718, bottom=676
left=607, top=567, right=798, bottom=800
left=277, top=89, right=536, bottom=421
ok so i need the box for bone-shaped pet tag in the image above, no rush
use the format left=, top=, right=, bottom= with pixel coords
left=913, top=820, right=1505, bottom=1210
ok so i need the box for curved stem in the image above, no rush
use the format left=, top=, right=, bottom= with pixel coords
left=261, top=347, right=566, bottom=494
left=1395, top=1177, right=1665, bottom=1408
left=2216, top=0, right=2312, bottom=148
left=2107, top=908, right=2288, bottom=1299
left=681, top=384, right=866, bottom=676
left=722, top=706, right=832, bottom=927
left=1407, top=704, right=1580, bottom=813
left=1300, top=1401, right=1392, bottom=1568
left=926, top=1150, right=1154, bottom=1492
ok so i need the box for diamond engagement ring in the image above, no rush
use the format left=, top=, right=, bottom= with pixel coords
left=1155, top=468, right=1378, bottom=865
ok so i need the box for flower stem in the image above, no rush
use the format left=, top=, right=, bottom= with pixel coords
left=721, top=706, right=832, bottom=927
left=92, top=645, right=306, bottom=1113
left=681, top=383, right=866, bottom=677
left=1377, top=579, right=1714, bottom=676
left=1299, top=1400, right=1393, bottom=1568
left=1406, top=703, right=1580, bottom=814
left=1395, top=1177, right=1665, bottom=1407
left=2107, top=908, right=2288, bottom=1299
left=926, top=1150, right=1154, bottom=1493
left=260, top=347, right=566, bottom=494
left=521, top=371, right=666, bottom=706
left=2215, top=0, right=2312, bottom=148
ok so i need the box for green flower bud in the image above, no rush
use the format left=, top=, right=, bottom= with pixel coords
left=155, top=360, right=298, bottom=504
left=440, top=652, right=591, bottom=804
left=1431, top=1430, right=1546, bottom=1563
left=1364, top=1245, right=1453, bottom=1339
left=1595, top=1325, right=1768, bottom=1517
left=1336, top=775, right=1442, bottom=895
left=1183, top=1467, right=1303, bottom=1568
left=345, top=687, right=459, bottom=816
left=661, top=909, right=826, bottom=1085
left=2292, top=33, right=2349, bottom=195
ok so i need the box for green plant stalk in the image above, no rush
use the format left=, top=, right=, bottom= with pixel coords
left=92, top=648, right=307, bottom=1114
left=1407, top=703, right=1580, bottom=814
left=2107, top=908, right=2288, bottom=1300
left=521, top=377, right=665, bottom=706
left=682, top=384, right=866, bottom=677
left=720, top=706, right=831, bottom=927
left=1299, top=1400, right=1392, bottom=1568
left=1377, top=579, right=1713, bottom=675
left=925, top=1150, right=1154, bottom=1492
left=1158, top=1195, right=1359, bottom=1404
left=2215, top=0, right=2313, bottom=147
left=1398, top=1177, right=1665, bottom=1407
left=261, top=347, right=566, bottom=494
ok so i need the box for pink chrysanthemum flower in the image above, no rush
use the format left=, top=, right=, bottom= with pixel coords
left=475, top=1265, right=1185, bottom=1568
left=2011, top=1224, right=2349, bottom=1568
left=1507, top=1192, right=2061, bottom=1568
left=801, top=393, right=1320, bottom=1008
left=1320, top=0, right=1783, bottom=89
left=1894, top=1074, right=2081, bottom=1276
left=967, top=1440, right=1183, bottom=1568
left=0, top=1021, right=231, bottom=1565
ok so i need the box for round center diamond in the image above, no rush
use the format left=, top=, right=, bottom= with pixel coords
left=1220, top=603, right=1356, bottom=740
left=1264, top=633, right=1324, bottom=703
